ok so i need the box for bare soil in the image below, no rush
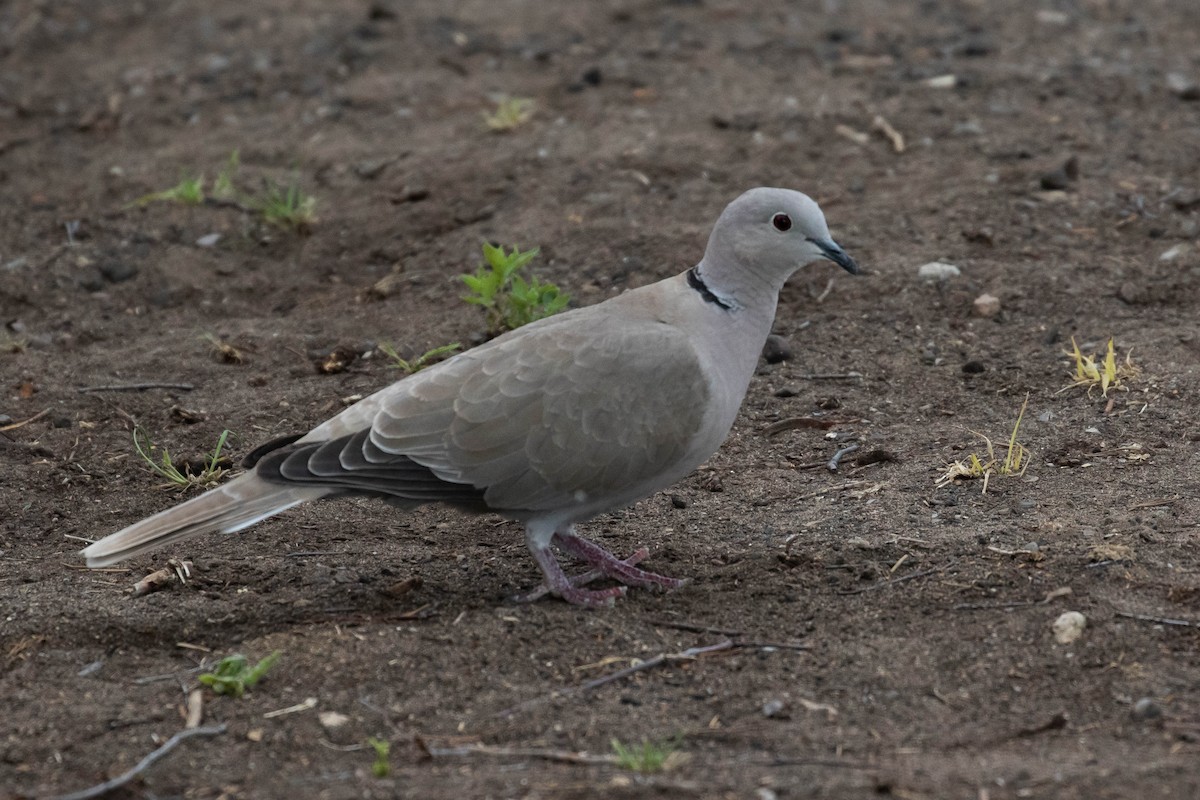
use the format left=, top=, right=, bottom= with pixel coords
left=3, top=1, right=1200, bottom=798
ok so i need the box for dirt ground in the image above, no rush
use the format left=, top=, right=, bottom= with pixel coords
left=3, top=0, right=1200, bottom=797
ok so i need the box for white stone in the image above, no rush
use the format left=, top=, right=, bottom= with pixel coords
left=973, top=293, right=1001, bottom=317
left=1052, top=611, right=1087, bottom=644
left=918, top=261, right=961, bottom=281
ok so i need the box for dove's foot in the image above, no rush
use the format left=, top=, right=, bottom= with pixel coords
left=553, top=532, right=687, bottom=593
left=516, top=544, right=643, bottom=607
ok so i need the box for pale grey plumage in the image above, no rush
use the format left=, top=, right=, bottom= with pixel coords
left=82, top=187, right=859, bottom=606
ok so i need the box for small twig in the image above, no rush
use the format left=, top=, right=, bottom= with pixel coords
left=78, top=382, right=195, bottom=394
left=1116, top=610, right=1200, bottom=629
left=798, top=372, right=863, bottom=381
left=836, top=565, right=944, bottom=596
left=814, top=278, right=835, bottom=303
left=0, top=408, right=50, bottom=432
left=643, top=619, right=744, bottom=636
left=51, top=724, right=226, bottom=800
left=425, top=742, right=615, bottom=766
left=827, top=444, right=860, bottom=472
left=1126, top=497, right=1178, bottom=511
left=577, top=640, right=735, bottom=693
left=498, top=639, right=735, bottom=718
left=184, top=689, right=203, bottom=729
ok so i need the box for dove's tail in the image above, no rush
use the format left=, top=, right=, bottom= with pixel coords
left=81, top=474, right=330, bottom=567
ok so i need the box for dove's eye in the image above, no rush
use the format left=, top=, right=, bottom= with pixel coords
left=772, top=213, right=792, bottom=232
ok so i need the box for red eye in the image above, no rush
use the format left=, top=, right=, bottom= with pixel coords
left=772, top=213, right=792, bottom=231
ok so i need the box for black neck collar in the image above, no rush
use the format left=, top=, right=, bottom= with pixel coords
left=686, top=267, right=732, bottom=310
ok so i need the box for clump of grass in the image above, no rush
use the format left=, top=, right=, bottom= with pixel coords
left=366, top=737, right=390, bottom=777
left=255, top=179, right=318, bottom=232
left=936, top=394, right=1031, bottom=494
left=198, top=651, right=281, bottom=697
left=484, top=96, right=535, bottom=131
left=462, top=243, right=569, bottom=334
left=610, top=737, right=684, bottom=773
left=128, top=149, right=316, bottom=233
left=377, top=342, right=461, bottom=374
left=1061, top=337, right=1138, bottom=397
left=134, top=427, right=233, bottom=491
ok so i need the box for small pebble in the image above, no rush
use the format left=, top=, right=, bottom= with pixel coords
left=973, top=293, right=1001, bottom=317
left=774, top=386, right=799, bottom=398
left=1052, top=610, right=1086, bottom=644
left=196, top=233, right=222, bottom=247
left=1159, top=243, right=1188, bottom=261
left=1132, top=697, right=1163, bottom=721
left=918, top=261, right=960, bottom=281
left=318, top=710, right=351, bottom=729
left=1166, top=73, right=1200, bottom=101
left=669, top=494, right=688, bottom=509
left=98, top=260, right=138, bottom=283
left=961, top=360, right=986, bottom=374
left=762, top=699, right=787, bottom=718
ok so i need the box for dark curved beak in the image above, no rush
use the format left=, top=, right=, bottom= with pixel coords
left=809, top=237, right=860, bottom=275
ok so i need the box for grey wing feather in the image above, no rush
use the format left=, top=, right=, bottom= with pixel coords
left=371, top=314, right=710, bottom=511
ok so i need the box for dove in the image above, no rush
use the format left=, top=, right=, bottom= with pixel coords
left=82, top=187, right=859, bottom=606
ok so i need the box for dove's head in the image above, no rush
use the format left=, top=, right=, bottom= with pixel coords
left=702, top=188, right=859, bottom=297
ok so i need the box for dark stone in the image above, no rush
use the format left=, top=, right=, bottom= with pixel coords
left=962, top=360, right=986, bottom=374
left=99, top=260, right=138, bottom=283
left=762, top=334, right=792, bottom=364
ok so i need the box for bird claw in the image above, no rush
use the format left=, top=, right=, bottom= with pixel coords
left=518, top=536, right=686, bottom=607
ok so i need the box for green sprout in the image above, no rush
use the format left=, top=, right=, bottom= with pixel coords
left=130, top=173, right=206, bottom=207
left=483, top=96, right=534, bottom=131
left=212, top=149, right=240, bottom=200
left=133, top=427, right=233, bottom=491
left=461, top=243, right=568, bottom=335
left=610, top=737, right=681, bottom=774
left=198, top=651, right=281, bottom=698
left=367, top=737, right=390, bottom=777
left=377, top=342, right=462, bottom=374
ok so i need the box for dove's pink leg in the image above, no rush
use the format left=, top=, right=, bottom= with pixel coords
left=519, top=542, right=629, bottom=607
left=553, top=530, right=687, bottom=592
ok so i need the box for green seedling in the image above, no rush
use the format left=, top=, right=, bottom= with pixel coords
left=377, top=342, right=462, bottom=374
left=255, top=179, right=318, bottom=232
left=936, top=394, right=1031, bottom=494
left=212, top=149, right=240, bottom=200
left=462, top=243, right=569, bottom=334
left=134, top=427, right=233, bottom=491
left=367, top=737, right=390, bottom=777
left=610, top=737, right=683, bottom=773
left=198, top=651, right=281, bottom=698
left=483, top=96, right=535, bottom=131
left=130, top=173, right=206, bottom=207
left=1061, top=337, right=1137, bottom=397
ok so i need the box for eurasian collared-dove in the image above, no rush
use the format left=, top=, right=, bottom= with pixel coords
left=82, top=187, right=859, bottom=606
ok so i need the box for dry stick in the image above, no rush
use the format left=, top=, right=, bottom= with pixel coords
left=799, top=372, right=863, bottom=381
left=644, top=619, right=744, bottom=636
left=1116, top=610, right=1200, bottom=629
left=425, top=743, right=615, bottom=766
left=836, top=565, right=945, bottom=596
left=498, top=640, right=735, bottom=718
left=77, top=382, right=194, bottom=393
left=0, top=408, right=50, bottom=432
left=52, top=724, right=227, bottom=800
